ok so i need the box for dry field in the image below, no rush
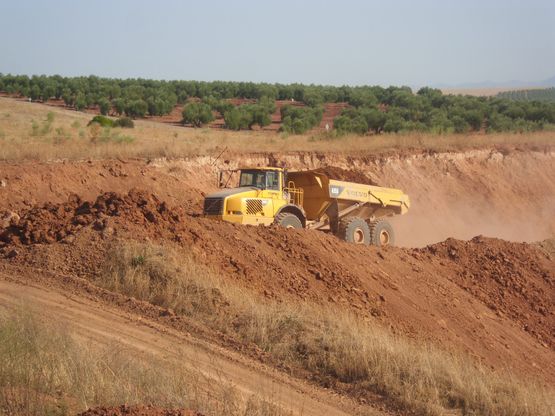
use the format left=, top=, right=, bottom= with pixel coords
left=440, top=86, right=547, bottom=97
left=0, top=96, right=553, bottom=162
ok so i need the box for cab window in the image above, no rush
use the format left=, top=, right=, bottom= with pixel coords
left=266, top=171, right=280, bottom=190
left=239, top=170, right=266, bottom=189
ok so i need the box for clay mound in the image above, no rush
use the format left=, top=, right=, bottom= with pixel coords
left=0, top=190, right=182, bottom=246
left=77, top=405, right=202, bottom=416
left=312, top=166, right=378, bottom=185
left=426, top=236, right=554, bottom=346
left=1, top=191, right=554, bottom=382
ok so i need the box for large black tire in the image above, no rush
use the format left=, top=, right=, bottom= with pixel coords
left=274, top=212, right=303, bottom=229
left=369, top=219, right=395, bottom=247
left=337, top=217, right=370, bottom=245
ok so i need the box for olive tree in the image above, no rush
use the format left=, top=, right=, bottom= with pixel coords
left=182, top=102, right=214, bottom=127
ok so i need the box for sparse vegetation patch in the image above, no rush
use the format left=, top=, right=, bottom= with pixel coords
left=97, top=241, right=555, bottom=416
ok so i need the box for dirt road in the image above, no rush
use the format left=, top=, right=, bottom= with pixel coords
left=0, top=276, right=385, bottom=416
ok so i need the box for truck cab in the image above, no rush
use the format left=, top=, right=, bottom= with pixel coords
left=203, top=167, right=305, bottom=227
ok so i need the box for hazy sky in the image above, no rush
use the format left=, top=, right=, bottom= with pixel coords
left=1, top=0, right=554, bottom=87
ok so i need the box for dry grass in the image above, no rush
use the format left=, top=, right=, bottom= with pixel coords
left=0, top=97, right=553, bottom=162
left=0, top=306, right=284, bottom=416
left=99, top=241, right=555, bottom=416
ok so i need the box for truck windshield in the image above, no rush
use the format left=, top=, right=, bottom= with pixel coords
left=239, top=170, right=280, bottom=190
left=239, top=170, right=266, bottom=189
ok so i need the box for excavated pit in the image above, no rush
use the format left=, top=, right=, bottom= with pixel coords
left=1, top=147, right=553, bottom=247
left=0, top=147, right=554, bottom=386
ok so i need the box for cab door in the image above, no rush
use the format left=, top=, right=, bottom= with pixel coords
left=260, top=171, right=282, bottom=217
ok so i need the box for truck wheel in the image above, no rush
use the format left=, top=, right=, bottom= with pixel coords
left=337, top=217, right=370, bottom=245
left=274, top=212, right=303, bottom=229
left=369, top=219, right=395, bottom=247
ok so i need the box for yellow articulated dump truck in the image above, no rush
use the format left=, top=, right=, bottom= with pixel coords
left=203, top=167, right=409, bottom=246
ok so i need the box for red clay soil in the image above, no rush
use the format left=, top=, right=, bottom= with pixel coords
left=1, top=189, right=553, bottom=385
left=424, top=237, right=553, bottom=348
left=78, top=405, right=202, bottom=416
left=0, top=190, right=179, bottom=246
left=319, top=102, right=349, bottom=129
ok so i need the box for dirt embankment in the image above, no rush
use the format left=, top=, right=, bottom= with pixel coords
left=1, top=189, right=553, bottom=385
left=1, top=147, right=553, bottom=247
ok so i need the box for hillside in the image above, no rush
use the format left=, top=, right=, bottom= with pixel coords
left=0, top=101, right=554, bottom=415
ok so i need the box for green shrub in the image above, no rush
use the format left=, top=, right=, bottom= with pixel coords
left=146, top=95, right=176, bottom=116
left=113, top=117, right=134, bottom=128
left=429, top=110, right=454, bottom=134
left=87, top=115, right=114, bottom=127
left=280, top=105, right=323, bottom=134
left=75, top=94, right=87, bottom=111
left=98, top=98, right=111, bottom=115
left=202, top=96, right=234, bottom=115
left=181, top=102, right=214, bottom=127
left=383, top=113, right=405, bottom=133
left=360, top=108, right=387, bottom=133
left=124, top=99, right=148, bottom=118
left=302, top=89, right=324, bottom=107
left=347, top=89, right=378, bottom=107
left=113, top=98, right=125, bottom=116
left=487, top=113, right=514, bottom=132
left=223, top=107, right=250, bottom=130
left=451, top=115, right=471, bottom=133
left=333, top=114, right=368, bottom=134
left=258, top=96, right=277, bottom=114
left=223, top=102, right=274, bottom=130
left=245, top=104, right=272, bottom=128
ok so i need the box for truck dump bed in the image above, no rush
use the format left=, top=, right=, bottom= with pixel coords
left=328, top=179, right=410, bottom=213
left=288, top=170, right=410, bottom=223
